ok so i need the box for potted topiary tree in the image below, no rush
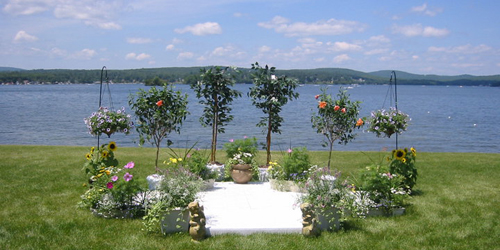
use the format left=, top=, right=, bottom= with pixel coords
left=128, top=83, right=189, bottom=172
left=249, top=62, right=299, bottom=164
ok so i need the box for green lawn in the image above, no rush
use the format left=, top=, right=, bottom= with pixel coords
left=0, top=145, right=499, bottom=249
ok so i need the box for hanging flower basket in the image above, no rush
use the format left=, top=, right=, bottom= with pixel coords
left=84, top=107, right=133, bottom=138
left=367, top=107, right=410, bottom=138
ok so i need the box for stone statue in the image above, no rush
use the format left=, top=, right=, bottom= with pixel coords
left=188, top=201, right=206, bottom=242
left=300, top=203, right=320, bottom=237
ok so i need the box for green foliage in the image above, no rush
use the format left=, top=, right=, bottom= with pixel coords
left=355, top=164, right=409, bottom=211
left=128, top=84, right=189, bottom=170
left=311, top=87, right=363, bottom=168
left=223, top=136, right=258, bottom=159
left=389, top=147, right=418, bottom=192
left=249, top=62, right=299, bottom=163
left=190, top=66, right=242, bottom=162
left=80, top=143, right=145, bottom=217
left=282, top=147, right=311, bottom=181
left=144, top=76, right=167, bottom=86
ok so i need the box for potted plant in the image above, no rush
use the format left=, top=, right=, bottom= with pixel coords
left=367, top=107, right=410, bottom=138
left=84, top=107, right=133, bottom=137
left=249, top=62, right=299, bottom=164
left=128, top=84, right=189, bottom=172
left=299, top=166, right=346, bottom=231
left=268, top=147, right=311, bottom=192
left=142, top=167, right=204, bottom=234
left=79, top=143, right=146, bottom=218
left=355, top=164, right=409, bottom=216
left=223, top=136, right=259, bottom=184
left=311, top=87, right=363, bottom=169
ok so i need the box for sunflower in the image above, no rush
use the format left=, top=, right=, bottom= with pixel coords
left=411, top=147, right=417, bottom=157
left=85, top=153, right=92, bottom=160
left=90, top=147, right=95, bottom=154
left=108, top=141, right=117, bottom=151
left=101, top=150, right=109, bottom=158
left=394, top=149, right=406, bottom=161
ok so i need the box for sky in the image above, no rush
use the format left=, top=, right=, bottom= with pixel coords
left=1, top=0, right=500, bottom=76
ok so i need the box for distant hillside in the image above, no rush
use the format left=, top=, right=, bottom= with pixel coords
left=1, top=66, right=499, bottom=86
left=0, top=67, right=24, bottom=72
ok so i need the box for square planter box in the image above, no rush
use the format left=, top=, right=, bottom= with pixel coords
left=160, top=209, right=190, bottom=234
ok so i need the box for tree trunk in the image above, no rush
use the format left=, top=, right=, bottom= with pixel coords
left=211, top=94, right=218, bottom=163
left=327, top=141, right=333, bottom=169
left=266, top=107, right=272, bottom=164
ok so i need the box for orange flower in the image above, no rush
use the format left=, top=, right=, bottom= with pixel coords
left=156, top=100, right=163, bottom=107
left=341, top=108, right=346, bottom=113
left=315, top=95, right=320, bottom=99
left=319, top=101, right=327, bottom=109
left=334, top=105, right=340, bottom=111
left=356, top=118, right=364, bottom=127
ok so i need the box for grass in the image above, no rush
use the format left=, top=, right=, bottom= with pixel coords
left=0, top=145, right=499, bottom=249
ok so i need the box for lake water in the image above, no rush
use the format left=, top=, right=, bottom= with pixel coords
left=0, top=83, right=499, bottom=153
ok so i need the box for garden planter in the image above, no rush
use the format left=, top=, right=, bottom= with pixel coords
left=316, top=207, right=341, bottom=231
left=269, top=179, right=304, bottom=192
left=367, top=207, right=405, bottom=217
left=160, top=208, right=190, bottom=234
left=230, top=164, right=253, bottom=184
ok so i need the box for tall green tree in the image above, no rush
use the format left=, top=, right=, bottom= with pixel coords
left=249, top=62, right=299, bottom=164
left=128, top=84, right=189, bottom=171
left=190, top=67, right=241, bottom=163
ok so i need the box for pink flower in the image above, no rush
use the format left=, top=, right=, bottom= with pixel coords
left=106, top=182, right=114, bottom=189
left=315, top=95, right=320, bottom=99
left=287, top=148, right=292, bottom=153
left=243, top=135, right=248, bottom=139
left=123, top=172, right=133, bottom=182
left=111, top=175, right=118, bottom=182
left=229, top=139, right=234, bottom=142
left=334, top=105, right=340, bottom=111
left=124, top=161, right=134, bottom=169
left=341, top=108, right=346, bottom=113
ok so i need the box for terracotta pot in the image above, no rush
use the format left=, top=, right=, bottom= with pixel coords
left=230, top=164, right=253, bottom=184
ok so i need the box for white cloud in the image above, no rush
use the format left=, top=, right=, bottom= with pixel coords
left=428, top=44, right=491, bottom=54
left=125, top=52, right=151, bottom=60
left=14, top=31, right=38, bottom=42
left=4, top=0, right=122, bottom=30
left=127, top=37, right=153, bottom=44
left=166, top=44, right=175, bottom=50
left=333, top=54, right=350, bottom=63
left=365, top=48, right=389, bottom=55
left=411, top=3, right=443, bottom=16
left=392, top=24, right=449, bottom=37
left=3, top=0, right=51, bottom=15
left=328, top=41, right=362, bottom=52
left=368, top=35, right=390, bottom=44
left=72, top=49, right=97, bottom=60
left=174, top=22, right=222, bottom=36
left=258, top=45, right=272, bottom=53
left=258, top=16, right=366, bottom=37
left=177, top=52, right=194, bottom=60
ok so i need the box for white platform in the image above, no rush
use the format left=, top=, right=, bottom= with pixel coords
left=198, top=182, right=303, bottom=235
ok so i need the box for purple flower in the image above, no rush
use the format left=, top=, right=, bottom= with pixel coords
left=124, top=161, right=134, bottom=169
left=107, top=182, right=114, bottom=189
left=123, top=172, right=133, bottom=182
left=111, top=175, right=118, bottom=182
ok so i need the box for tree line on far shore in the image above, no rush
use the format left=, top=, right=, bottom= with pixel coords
left=1, top=66, right=499, bottom=86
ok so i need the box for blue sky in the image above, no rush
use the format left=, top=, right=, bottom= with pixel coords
left=1, top=0, right=499, bottom=75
